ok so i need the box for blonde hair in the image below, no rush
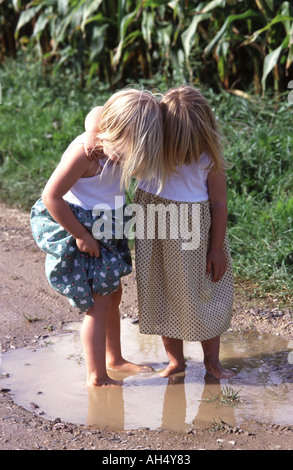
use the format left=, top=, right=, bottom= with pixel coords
left=97, top=88, right=164, bottom=190
left=160, top=85, right=227, bottom=175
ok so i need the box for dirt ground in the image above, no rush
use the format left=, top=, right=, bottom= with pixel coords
left=0, top=202, right=292, bottom=451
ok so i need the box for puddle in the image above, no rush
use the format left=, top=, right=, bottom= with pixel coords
left=1, top=320, right=293, bottom=432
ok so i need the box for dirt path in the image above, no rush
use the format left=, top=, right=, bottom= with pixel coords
left=0, top=203, right=292, bottom=451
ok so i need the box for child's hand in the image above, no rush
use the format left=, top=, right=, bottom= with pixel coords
left=206, top=248, right=227, bottom=282
left=76, top=232, right=100, bottom=258
left=84, top=132, right=101, bottom=161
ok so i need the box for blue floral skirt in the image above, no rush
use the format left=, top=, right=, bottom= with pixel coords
left=30, top=198, right=132, bottom=312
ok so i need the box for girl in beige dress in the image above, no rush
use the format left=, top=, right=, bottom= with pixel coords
left=134, top=85, right=234, bottom=380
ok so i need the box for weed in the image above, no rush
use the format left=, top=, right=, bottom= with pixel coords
left=67, top=354, right=84, bottom=366
left=201, top=386, right=243, bottom=408
left=44, top=325, right=54, bottom=332
left=23, top=314, right=39, bottom=323
left=219, top=386, right=243, bottom=406
left=209, top=418, right=226, bottom=433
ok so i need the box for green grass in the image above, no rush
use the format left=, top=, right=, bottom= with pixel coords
left=0, top=57, right=292, bottom=303
left=212, top=91, right=293, bottom=302
left=0, top=57, right=110, bottom=209
left=201, top=386, right=243, bottom=407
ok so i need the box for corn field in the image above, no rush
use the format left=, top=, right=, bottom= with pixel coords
left=1, top=0, right=293, bottom=92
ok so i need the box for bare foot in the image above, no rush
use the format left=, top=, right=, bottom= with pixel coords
left=204, top=360, right=235, bottom=380
left=86, top=376, right=123, bottom=388
left=107, top=359, right=153, bottom=374
left=159, top=363, right=186, bottom=378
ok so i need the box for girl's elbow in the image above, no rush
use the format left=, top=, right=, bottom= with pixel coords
left=41, top=193, right=50, bottom=212
left=42, top=188, right=48, bottom=204
left=42, top=189, right=57, bottom=210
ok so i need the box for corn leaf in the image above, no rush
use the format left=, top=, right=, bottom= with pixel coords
left=15, top=5, right=43, bottom=38
left=181, top=9, right=211, bottom=59
left=204, top=9, right=259, bottom=57
left=242, top=14, right=293, bottom=45
left=200, top=0, right=226, bottom=13
left=261, top=35, right=289, bottom=93
left=113, top=4, right=141, bottom=66
left=32, top=13, right=50, bottom=38
left=81, top=0, right=103, bottom=31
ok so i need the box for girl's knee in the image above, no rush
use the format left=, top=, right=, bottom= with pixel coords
left=88, top=283, right=121, bottom=317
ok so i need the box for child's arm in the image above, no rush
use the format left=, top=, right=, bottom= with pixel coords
left=206, top=170, right=228, bottom=282
left=42, top=145, right=100, bottom=257
left=84, top=106, right=103, bottom=160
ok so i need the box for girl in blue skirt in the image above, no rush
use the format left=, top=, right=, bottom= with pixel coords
left=31, top=89, right=163, bottom=387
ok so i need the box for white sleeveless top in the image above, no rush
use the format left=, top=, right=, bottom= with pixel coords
left=62, top=133, right=125, bottom=210
left=138, top=152, right=211, bottom=202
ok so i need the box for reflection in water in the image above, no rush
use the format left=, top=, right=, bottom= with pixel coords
left=195, top=373, right=238, bottom=429
left=87, top=386, right=124, bottom=429
left=161, top=374, right=187, bottom=432
left=1, top=320, right=293, bottom=431
left=87, top=370, right=237, bottom=432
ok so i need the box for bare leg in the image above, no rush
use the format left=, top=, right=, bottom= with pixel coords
left=159, top=336, right=186, bottom=377
left=201, top=335, right=235, bottom=379
left=105, top=283, right=153, bottom=373
left=80, top=292, right=122, bottom=388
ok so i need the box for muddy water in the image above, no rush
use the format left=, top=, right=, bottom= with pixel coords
left=1, top=320, right=293, bottom=432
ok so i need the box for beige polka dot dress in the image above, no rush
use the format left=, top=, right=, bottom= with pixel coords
left=134, top=189, right=234, bottom=342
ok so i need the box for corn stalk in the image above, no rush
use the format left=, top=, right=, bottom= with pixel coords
left=0, top=0, right=291, bottom=92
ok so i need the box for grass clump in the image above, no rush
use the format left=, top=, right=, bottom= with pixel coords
left=212, top=91, right=293, bottom=303
left=0, top=56, right=110, bottom=209
left=201, top=386, right=243, bottom=407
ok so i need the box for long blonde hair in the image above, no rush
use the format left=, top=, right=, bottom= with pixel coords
left=160, top=85, right=227, bottom=175
left=97, top=88, right=164, bottom=190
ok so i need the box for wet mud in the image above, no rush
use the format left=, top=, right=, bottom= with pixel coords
left=1, top=203, right=293, bottom=450
left=2, top=321, right=293, bottom=433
